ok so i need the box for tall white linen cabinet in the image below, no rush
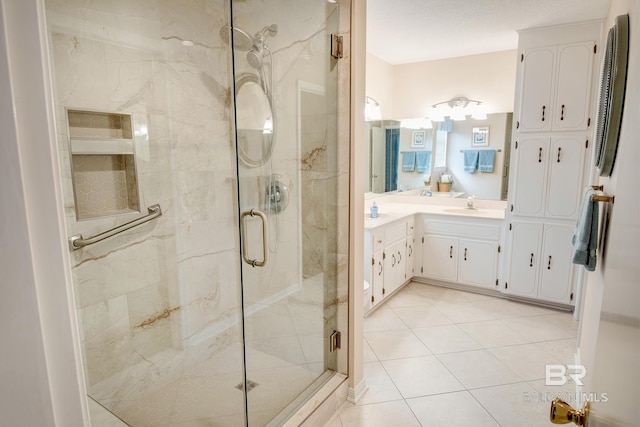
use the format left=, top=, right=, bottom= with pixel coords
left=504, top=21, right=604, bottom=306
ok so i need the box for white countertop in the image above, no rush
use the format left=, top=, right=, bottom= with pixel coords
left=364, top=195, right=507, bottom=229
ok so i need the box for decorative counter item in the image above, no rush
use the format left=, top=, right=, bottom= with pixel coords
left=438, top=173, right=453, bottom=192
left=370, top=201, right=379, bottom=218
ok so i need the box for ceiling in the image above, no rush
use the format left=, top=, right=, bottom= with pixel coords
left=367, top=0, right=612, bottom=65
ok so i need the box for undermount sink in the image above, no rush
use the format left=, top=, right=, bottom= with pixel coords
left=443, top=208, right=485, bottom=215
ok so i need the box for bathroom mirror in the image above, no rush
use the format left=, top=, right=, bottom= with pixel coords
left=235, top=73, right=275, bottom=167
left=365, top=112, right=512, bottom=200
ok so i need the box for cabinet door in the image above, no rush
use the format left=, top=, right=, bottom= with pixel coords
left=371, top=249, right=384, bottom=307
left=511, top=138, right=550, bottom=217
left=506, top=222, right=542, bottom=298
left=518, top=47, right=555, bottom=132
left=406, top=235, right=415, bottom=280
left=386, top=239, right=407, bottom=295
left=552, top=42, right=595, bottom=131
left=538, top=225, right=574, bottom=304
left=546, top=137, right=586, bottom=219
left=423, top=235, right=457, bottom=282
left=458, top=239, right=498, bottom=289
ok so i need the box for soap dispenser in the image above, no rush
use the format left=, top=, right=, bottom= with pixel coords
left=370, top=201, right=378, bottom=218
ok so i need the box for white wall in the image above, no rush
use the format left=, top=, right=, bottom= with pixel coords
left=366, top=52, right=394, bottom=118
left=578, top=1, right=639, bottom=423
left=366, top=49, right=517, bottom=120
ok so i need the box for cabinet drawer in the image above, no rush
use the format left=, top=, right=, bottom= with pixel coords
left=385, top=222, right=406, bottom=244
left=423, top=220, right=501, bottom=241
left=372, top=231, right=384, bottom=252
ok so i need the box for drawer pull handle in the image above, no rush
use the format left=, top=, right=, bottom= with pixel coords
left=530, top=253, right=534, bottom=267
left=541, top=105, right=546, bottom=122
left=464, top=247, right=468, bottom=261
left=450, top=246, right=453, bottom=258
left=392, top=254, right=396, bottom=267
left=548, top=255, right=552, bottom=270
left=378, top=261, right=383, bottom=276
left=397, top=251, right=402, bottom=263
left=557, top=147, right=562, bottom=163
left=538, top=147, right=543, bottom=163
left=408, top=244, right=413, bottom=256
left=560, top=104, right=565, bottom=121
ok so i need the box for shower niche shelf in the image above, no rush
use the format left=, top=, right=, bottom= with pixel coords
left=67, top=109, right=140, bottom=220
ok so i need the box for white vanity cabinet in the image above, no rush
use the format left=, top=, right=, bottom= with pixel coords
left=406, top=219, right=416, bottom=279
left=517, top=41, right=595, bottom=133
left=510, top=136, right=586, bottom=219
left=421, top=218, right=501, bottom=290
left=505, top=221, right=575, bottom=304
left=365, top=219, right=410, bottom=310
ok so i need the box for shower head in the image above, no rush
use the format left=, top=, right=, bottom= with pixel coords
left=247, top=45, right=264, bottom=69
left=218, top=25, right=254, bottom=51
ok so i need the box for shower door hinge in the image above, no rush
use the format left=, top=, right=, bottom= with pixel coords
left=331, top=34, right=343, bottom=59
left=329, top=330, right=341, bottom=352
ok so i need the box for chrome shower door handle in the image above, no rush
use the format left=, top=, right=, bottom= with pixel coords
left=241, top=209, right=269, bottom=267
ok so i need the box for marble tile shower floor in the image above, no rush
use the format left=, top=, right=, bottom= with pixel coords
left=326, top=282, right=579, bottom=427
left=89, top=278, right=329, bottom=427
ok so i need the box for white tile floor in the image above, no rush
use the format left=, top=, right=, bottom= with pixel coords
left=326, top=282, right=579, bottom=427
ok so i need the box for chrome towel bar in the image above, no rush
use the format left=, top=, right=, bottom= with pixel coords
left=68, top=204, right=162, bottom=250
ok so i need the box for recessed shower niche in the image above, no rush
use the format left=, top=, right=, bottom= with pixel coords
left=67, top=109, right=140, bottom=220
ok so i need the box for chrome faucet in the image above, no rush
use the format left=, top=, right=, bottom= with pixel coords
left=466, top=196, right=476, bottom=209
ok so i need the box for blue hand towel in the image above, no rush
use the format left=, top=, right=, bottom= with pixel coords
left=572, top=187, right=599, bottom=271
left=463, top=150, right=479, bottom=173
left=478, top=150, right=496, bottom=173
left=415, top=151, right=431, bottom=173
left=401, top=151, right=416, bottom=172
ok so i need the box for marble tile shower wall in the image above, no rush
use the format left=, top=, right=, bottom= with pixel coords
left=47, top=0, right=244, bottom=412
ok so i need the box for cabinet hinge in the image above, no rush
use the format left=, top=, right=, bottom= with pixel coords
left=587, top=117, right=591, bottom=127
left=422, top=236, right=424, bottom=244
left=510, top=204, right=514, bottom=212
left=515, top=140, right=518, bottom=149
left=498, top=245, right=501, bottom=253
left=382, top=288, right=386, bottom=295
left=371, top=295, right=375, bottom=303
left=594, top=44, right=597, bottom=54
left=516, top=122, right=520, bottom=130
left=383, top=252, right=386, bottom=259
left=570, top=292, right=574, bottom=301
left=585, top=139, right=589, bottom=149
left=496, top=279, right=499, bottom=286
left=371, top=258, right=375, bottom=266
left=330, top=34, right=343, bottom=59
left=421, top=267, right=424, bottom=273
left=329, top=330, right=341, bottom=352
left=505, top=282, right=508, bottom=289
left=520, top=53, right=524, bottom=62
left=509, top=223, right=512, bottom=231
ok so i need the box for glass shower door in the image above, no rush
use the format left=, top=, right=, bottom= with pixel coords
left=231, top=0, right=342, bottom=424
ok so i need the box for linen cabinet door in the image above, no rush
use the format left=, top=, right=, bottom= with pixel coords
left=518, top=47, right=555, bottom=132
left=506, top=222, right=542, bottom=298
left=538, top=225, right=574, bottom=304
left=423, top=235, right=457, bottom=282
left=546, top=137, right=586, bottom=219
left=511, top=138, right=550, bottom=217
left=552, top=42, right=595, bottom=131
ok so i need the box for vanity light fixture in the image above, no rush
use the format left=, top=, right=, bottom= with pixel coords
left=365, top=96, right=382, bottom=121
left=431, top=96, right=486, bottom=121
